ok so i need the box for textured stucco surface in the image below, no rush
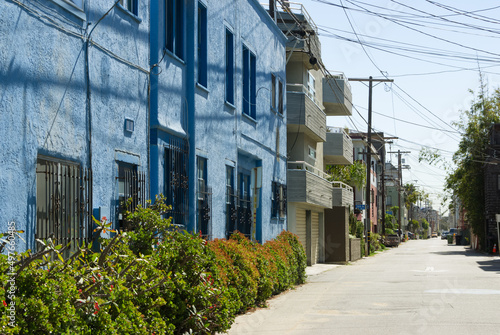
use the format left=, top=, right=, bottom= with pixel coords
left=0, top=0, right=149, bottom=251
left=150, top=0, right=287, bottom=242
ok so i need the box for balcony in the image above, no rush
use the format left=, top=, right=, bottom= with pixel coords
left=287, top=84, right=326, bottom=142
left=323, top=73, right=352, bottom=116
left=262, top=1, right=321, bottom=68
left=324, top=127, right=353, bottom=165
left=332, top=181, right=354, bottom=208
left=287, top=161, right=333, bottom=209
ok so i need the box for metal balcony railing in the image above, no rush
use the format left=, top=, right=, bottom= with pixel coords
left=327, top=71, right=351, bottom=91
left=331, top=181, right=354, bottom=193
left=261, top=1, right=318, bottom=34
left=287, top=161, right=332, bottom=181
left=286, top=83, right=325, bottom=113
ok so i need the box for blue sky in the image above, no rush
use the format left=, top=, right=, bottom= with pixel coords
left=297, top=0, right=500, bottom=214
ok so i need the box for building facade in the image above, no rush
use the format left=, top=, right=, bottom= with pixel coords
left=1, top=0, right=287, bottom=252
left=149, top=0, right=288, bottom=242
left=0, top=0, right=150, bottom=252
left=270, top=2, right=354, bottom=265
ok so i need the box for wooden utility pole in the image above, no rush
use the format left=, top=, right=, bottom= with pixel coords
left=350, top=77, right=393, bottom=255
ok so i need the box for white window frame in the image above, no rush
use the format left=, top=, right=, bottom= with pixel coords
left=308, top=145, right=316, bottom=160
left=307, top=70, right=316, bottom=100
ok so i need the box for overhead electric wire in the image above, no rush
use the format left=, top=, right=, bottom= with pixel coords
left=425, top=0, right=500, bottom=25
left=353, top=105, right=461, bottom=134
left=314, top=0, right=500, bottom=36
left=318, top=27, right=500, bottom=64
left=343, top=0, right=500, bottom=59
left=388, top=0, right=500, bottom=38
left=335, top=0, right=464, bottom=142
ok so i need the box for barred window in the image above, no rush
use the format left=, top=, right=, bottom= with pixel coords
left=164, top=138, right=189, bottom=226
left=36, top=156, right=92, bottom=255
left=196, top=156, right=211, bottom=237
left=116, top=162, right=146, bottom=230
left=272, top=181, right=287, bottom=219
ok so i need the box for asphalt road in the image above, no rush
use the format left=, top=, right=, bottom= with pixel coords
left=224, top=238, right=500, bottom=335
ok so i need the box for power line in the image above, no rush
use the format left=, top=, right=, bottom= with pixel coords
left=343, top=0, right=500, bottom=59
left=354, top=105, right=461, bottom=134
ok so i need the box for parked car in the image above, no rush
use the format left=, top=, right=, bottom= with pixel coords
left=441, top=231, right=449, bottom=240
left=431, top=232, right=438, bottom=238
left=407, top=232, right=415, bottom=240
left=383, top=234, right=400, bottom=247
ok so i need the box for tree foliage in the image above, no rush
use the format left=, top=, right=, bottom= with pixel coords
left=445, top=84, right=500, bottom=246
left=419, top=79, right=500, bottom=249
left=420, top=218, right=430, bottom=231
left=404, top=183, right=427, bottom=209
left=326, top=161, right=366, bottom=188
left=410, top=219, right=419, bottom=233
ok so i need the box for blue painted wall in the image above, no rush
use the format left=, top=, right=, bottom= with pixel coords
left=0, top=0, right=149, bottom=251
left=1, top=0, right=286, bottom=251
left=150, top=0, right=288, bottom=242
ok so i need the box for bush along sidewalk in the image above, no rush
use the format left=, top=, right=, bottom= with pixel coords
left=0, top=196, right=306, bottom=334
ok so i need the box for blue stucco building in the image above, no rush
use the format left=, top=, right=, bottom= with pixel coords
left=0, top=0, right=150, bottom=252
left=150, top=0, right=288, bottom=243
left=1, top=0, right=287, bottom=251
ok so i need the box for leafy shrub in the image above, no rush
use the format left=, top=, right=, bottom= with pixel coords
left=384, top=228, right=395, bottom=235
left=368, top=233, right=385, bottom=255
left=1, top=197, right=306, bottom=334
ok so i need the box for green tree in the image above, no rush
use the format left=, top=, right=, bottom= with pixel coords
left=385, top=213, right=395, bottom=230
left=420, top=80, right=500, bottom=250
left=410, top=219, right=419, bottom=233
left=326, top=161, right=366, bottom=188
left=446, top=85, right=500, bottom=248
left=421, top=218, right=430, bottom=232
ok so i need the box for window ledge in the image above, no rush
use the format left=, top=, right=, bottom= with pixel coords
left=50, top=0, right=86, bottom=21
left=242, top=112, right=257, bottom=124
left=165, top=48, right=185, bottom=65
left=196, top=82, right=209, bottom=94
left=271, top=107, right=285, bottom=118
left=225, top=101, right=236, bottom=110
left=116, top=3, right=142, bottom=23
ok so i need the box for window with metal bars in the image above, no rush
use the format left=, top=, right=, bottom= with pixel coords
left=116, top=162, right=146, bottom=231
left=164, top=138, right=189, bottom=226
left=35, top=156, right=92, bottom=256
left=237, top=172, right=252, bottom=236
left=225, top=166, right=237, bottom=239
left=272, top=181, right=287, bottom=219
left=196, top=157, right=212, bottom=237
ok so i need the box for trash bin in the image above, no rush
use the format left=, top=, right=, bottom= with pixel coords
left=456, top=235, right=462, bottom=245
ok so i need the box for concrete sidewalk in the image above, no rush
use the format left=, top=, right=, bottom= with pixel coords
left=305, top=263, right=342, bottom=276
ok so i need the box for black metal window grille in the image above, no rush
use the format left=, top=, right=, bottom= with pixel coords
left=116, top=162, right=146, bottom=230
left=225, top=166, right=237, bottom=239
left=237, top=173, right=252, bottom=237
left=225, top=186, right=238, bottom=239
left=35, top=157, right=92, bottom=255
left=272, top=182, right=287, bottom=219
left=197, top=186, right=212, bottom=239
left=196, top=156, right=211, bottom=237
left=237, top=194, right=252, bottom=237
left=165, top=137, right=189, bottom=226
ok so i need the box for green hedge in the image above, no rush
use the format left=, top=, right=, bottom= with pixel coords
left=0, top=197, right=306, bottom=334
